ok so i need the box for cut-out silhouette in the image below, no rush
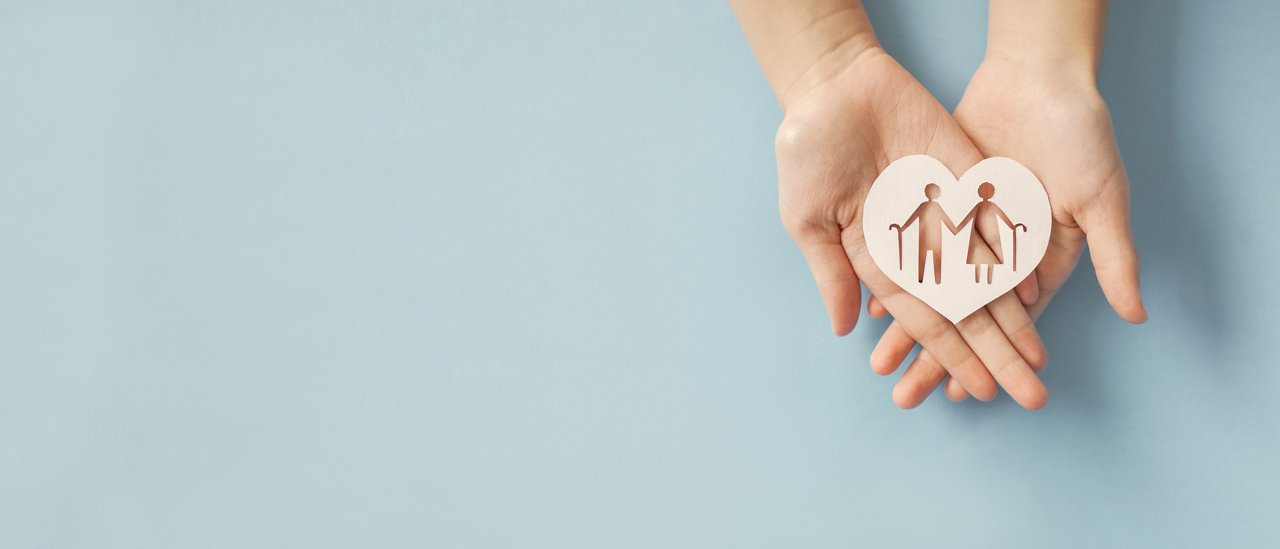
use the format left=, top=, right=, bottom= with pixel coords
left=955, top=182, right=1026, bottom=284
left=892, top=183, right=959, bottom=284
left=888, top=180, right=1028, bottom=285
left=863, top=155, right=1049, bottom=323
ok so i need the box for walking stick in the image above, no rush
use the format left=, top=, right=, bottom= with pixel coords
left=889, top=224, right=904, bottom=270
left=1012, top=223, right=1027, bottom=270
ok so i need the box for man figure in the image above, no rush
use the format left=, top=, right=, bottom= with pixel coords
left=891, top=183, right=959, bottom=284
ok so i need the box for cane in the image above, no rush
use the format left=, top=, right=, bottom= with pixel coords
left=1012, top=223, right=1027, bottom=271
left=889, top=224, right=904, bottom=270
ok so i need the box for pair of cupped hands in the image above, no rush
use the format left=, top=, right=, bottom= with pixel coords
left=777, top=39, right=1147, bottom=409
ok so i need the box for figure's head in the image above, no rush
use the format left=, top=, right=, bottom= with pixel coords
left=978, top=182, right=995, bottom=200
left=924, top=183, right=941, bottom=200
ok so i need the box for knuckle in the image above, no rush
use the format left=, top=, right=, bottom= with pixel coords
left=988, top=357, right=1022, bottom=379
left=916, top=319, right=950, bottom=344
left=957, top=314, right=997, bottom=340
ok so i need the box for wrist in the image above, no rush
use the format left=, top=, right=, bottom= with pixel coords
left=972, top=55, right=1105, bottom=99
left=985, top=0, right=1107, bottom=86
left=984, top=38, right=1099, bottom=87
left=730, top=0, right=881, bottom=111
left=778, top=30, right=881, bottom=111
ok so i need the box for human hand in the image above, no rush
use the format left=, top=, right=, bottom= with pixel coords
left=776, top=44, right=1048, bottom=408
left=869, top=55, right=1147, bottom=403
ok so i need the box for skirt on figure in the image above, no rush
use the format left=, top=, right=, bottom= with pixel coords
left=965, top=203, right=1005, bottom=265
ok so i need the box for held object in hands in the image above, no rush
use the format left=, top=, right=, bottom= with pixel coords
left=862, top=155, right=1051, bottom=323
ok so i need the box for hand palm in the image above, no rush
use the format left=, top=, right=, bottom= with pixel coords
left=954, top=59, right=1145, bottom=320
left=876, top=59, right=1147, bottom=404
left=777, top=51, right=982, bottom=331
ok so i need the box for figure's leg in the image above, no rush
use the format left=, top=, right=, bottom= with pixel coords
left=918, top=249, right=927, bottom=283
left=933, top=250, right=943, bottom=284
left=986, top=264, right=994, bottom=284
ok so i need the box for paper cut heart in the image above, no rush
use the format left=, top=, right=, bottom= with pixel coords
left=862, top=155, right=1051, bottom=323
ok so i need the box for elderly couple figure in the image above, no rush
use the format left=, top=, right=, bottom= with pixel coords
left=890, top=182, right=1027, bottom=285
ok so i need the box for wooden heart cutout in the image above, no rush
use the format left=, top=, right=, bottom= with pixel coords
left=862, top=155, right=1051, bottom=323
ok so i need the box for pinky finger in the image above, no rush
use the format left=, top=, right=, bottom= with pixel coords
left=867, top=294, right=887, bottom=319
left=1015, top=272, right=1039, bottom=306
left=944, top=377, right=968, bottom=402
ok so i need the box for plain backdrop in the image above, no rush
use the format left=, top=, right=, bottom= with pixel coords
left=2, top=1, right=1278, bottom=547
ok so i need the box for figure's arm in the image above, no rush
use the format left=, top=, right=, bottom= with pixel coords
left=993, top=205, right=1016, bottom=229
left=942, top=209, right=961, bottom=235
left=955, top=207, right=978, bottom=233
left=899, top=204, right=924, bottom=231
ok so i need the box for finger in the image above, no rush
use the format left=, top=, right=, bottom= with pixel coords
left=955, top=309, right=1048, bottom=410
left=794, top=237, right=862, bottom=335
left=849, top=253, right=998, bottom=401
left=944, top=376, right=968, bottom=402
left=986, top=291, right=1048, bottom=370
left=867, top=294, right=887, bottom=319
left=1079, top=185, right=1147, bottom=323
left=1015, top=272, right=1039, bottom=306
left=886, top=290, right=1045, bottom=404
left=892, top=350, right=950, bottom=409
left=870, top=320, right=914, bottom=375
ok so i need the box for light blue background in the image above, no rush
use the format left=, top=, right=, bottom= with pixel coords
left=2, top=1, right=1277, bottom=547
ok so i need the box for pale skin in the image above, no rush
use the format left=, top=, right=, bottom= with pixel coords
left=728, top=0, right=1049, bottom=409
left=864, top=0, right=1148, bottom=405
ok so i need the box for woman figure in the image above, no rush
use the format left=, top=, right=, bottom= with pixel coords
left=957, top=182, right=1025, bottom=284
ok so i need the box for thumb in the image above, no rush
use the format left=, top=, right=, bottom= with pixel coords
left=1079, top=183, right=1147, bottom=323
left=794, top=233, right=861, bottom=335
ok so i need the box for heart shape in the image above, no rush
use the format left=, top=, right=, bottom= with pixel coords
left=862, top=155, right=1051, bottom=323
